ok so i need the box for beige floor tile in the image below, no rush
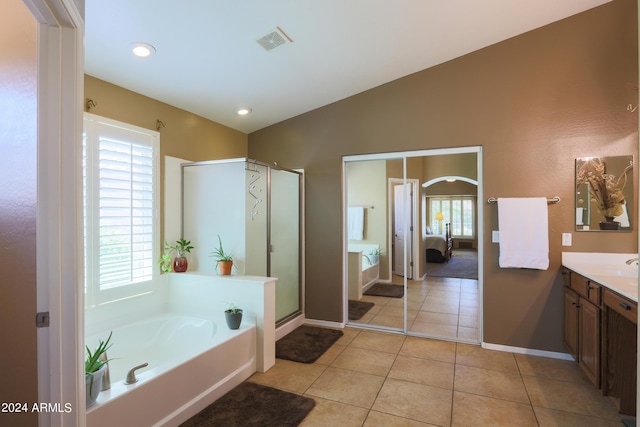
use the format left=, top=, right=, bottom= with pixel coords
left=350, top=330, right=405, bottom=354
left=421, top=302, right=460, bottom=315
left=458, top=314, right=477, bottom=328
left=415, top=310, right=459, bottom=325
left=454, top=364, right=529, bottom=403
left=456, top=326, right=478, bottom=341
left=306, top=367, right=384, bottom=408
left=514, top=353, right=588, bottom=384
left=533, top=406, right=623, bottom=427
left=314, top=342, right=345, bottom=365
left=426, top=295, right=460, bottom=305
left=299, top=396, right=368, bottom=427
left=363, top=410, right=434, bottom=426
left=456, top=343, right=519, bottom=372
left=388, top=355, right=454, bottom=389
left=458, top=305, right=478, bottom=316
left=428, top=290, right=460, bottom=298
left=399, top=336, right=456, bottom=363
left=522, top=375, right=620, bottom=420
left=248, top=359, right=326, bottom=393
left=369, top=314, right=405, bottom=328
left=410, top=320, right=458, bottom=338
left=372, top=378, right=452, bottom=425
left=336, top=327, right=361, bottom=346
left=331, top=347, right=396, bottom=376
left=451, top=391, right=537, bottom=427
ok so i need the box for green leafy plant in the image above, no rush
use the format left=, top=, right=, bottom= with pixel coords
left=157, top=252, right=172, bottom=273
left=166, top=238, right=194, bottom=257
left=209, top=235, right=233, bottom=262
left=85, top=331, right=113, bottom=397
left=225, top=303, right=242, bottom=314
left=368, top=248, right=383, bottom=256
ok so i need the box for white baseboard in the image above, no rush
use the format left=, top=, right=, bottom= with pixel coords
left=304, top=318, right=345, bottom=329
left=275, top=314, right=306, bottom=340
left=482, top=342, right=574, bottom=361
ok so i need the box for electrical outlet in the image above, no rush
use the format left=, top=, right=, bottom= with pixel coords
left=562, top=233, right=572, bottom=246
left=492, top=230, right=500, bottom=243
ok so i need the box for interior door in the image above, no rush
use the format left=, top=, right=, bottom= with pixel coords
left=393, top=183, right=413, bottom=278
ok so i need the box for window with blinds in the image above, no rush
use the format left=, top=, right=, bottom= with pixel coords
left=428, top=196, right=476, bottom=238
left=83, top=113, right=159, bottom=306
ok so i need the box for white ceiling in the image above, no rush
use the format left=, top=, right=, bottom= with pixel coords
left=85, top=0, right=612, bottom=134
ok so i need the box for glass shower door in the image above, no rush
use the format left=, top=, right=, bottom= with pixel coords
left=270, top=168, right=301, bottom=323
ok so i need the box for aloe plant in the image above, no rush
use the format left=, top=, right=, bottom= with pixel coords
left=86, top=331, right=113, bottom=397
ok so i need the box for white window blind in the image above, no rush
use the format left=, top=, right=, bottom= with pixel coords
left=428, top=196, right=476, bottom=238
left=83, top=113, right=159, bottom=306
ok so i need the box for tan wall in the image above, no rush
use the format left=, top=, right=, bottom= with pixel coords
left=249, top=0, right=639, bottom=352
left=0, top=0, right=38, bottom=425
left=84, top=76, right=249, bottom=242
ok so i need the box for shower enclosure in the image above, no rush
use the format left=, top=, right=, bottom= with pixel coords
left=181, top=158, right=303, bottom=324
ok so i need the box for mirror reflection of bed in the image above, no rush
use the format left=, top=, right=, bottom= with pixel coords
left=425, top=223, right=453, bottom=263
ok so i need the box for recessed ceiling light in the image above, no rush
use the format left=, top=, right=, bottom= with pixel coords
left=446, top=179, right=456, bottom=183
left=131, top=42, right=155, bottom=58
left=237, top=108, right=252, bottom=116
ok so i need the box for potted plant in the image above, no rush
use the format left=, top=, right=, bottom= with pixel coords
left=159, top=238, right=194, bottom=273
left=210, top=235, right=233, bottom=275
left=224, top=303, right=243, bottom=329
left=85, top=331, right=112, bottom=408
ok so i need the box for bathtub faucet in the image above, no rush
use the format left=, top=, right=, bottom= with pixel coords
left=625, top=257, right=639, bottom=265
left=124, top=362, right=149, bottom=385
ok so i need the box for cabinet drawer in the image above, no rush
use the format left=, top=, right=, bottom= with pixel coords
left=570, top=273, right=590, bottom=299
left=604, top=290, right=638, bottom=324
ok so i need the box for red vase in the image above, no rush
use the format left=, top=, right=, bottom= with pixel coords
left=173, top=256, right=188, bottom=272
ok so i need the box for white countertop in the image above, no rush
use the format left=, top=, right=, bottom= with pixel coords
left=562, top=252, right=639, bottom=302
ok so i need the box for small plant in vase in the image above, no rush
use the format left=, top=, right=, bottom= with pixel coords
left=85, top=331, right=113, bottom=407
left=368, top=247, right=383, bottom=265
left=209, top=235, right=233, bottom=275
left=159, top=238, right=194, bottom=273
left=224, top=303, right=243, bottom=329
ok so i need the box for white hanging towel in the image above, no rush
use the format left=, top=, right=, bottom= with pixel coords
left=348, top=206, right=364, bottom=240
left=498, top=197, right=549, bottom=270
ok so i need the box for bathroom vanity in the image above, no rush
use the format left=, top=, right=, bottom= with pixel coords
left=561, top=252, right=637, bottom=416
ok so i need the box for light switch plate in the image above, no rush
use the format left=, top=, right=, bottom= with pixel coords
left=492, top=230, right=500, bottom=243
left=562, top=233, right=572, bottom=246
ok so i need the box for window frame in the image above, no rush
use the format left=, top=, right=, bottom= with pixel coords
left=83, top=113, right=160, bottom=307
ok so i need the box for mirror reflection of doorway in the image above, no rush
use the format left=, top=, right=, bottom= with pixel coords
left=344, top=148, right=482, bottom=344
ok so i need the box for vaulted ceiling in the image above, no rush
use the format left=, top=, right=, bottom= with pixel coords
left=85, top=0, right=612, bottom=133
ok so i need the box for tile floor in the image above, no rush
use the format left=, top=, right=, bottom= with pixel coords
left=249, top=329, right=626, bottom=426
left=354, top=275, right=479, bottom=342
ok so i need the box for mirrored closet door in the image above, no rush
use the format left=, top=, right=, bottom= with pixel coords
left=343, top=147, right=483, bottom=343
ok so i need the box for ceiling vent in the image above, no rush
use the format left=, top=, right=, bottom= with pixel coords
left=256, top=26, right=292, bottom=51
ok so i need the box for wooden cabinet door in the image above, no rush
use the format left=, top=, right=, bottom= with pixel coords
left=579, top=298, right=600, bottom=388
left=563, top=288, right=579, bottom=360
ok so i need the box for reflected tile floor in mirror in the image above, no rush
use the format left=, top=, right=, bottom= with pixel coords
left=354, top=275, right=478, bottom=342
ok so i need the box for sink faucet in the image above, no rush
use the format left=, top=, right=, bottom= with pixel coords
left=625, top=258, right=639, bottom=265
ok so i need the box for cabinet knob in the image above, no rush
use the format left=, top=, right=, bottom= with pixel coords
left=619, top=302, right=632, bottom=311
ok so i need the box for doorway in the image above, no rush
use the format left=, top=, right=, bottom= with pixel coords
left=343, top=147, right=483, bottom=344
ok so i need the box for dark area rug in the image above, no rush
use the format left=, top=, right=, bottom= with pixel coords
left=348, top=300, right=374, bottom=320
left=364, top=283, right=404, bottom=298
left=276, top=325, right=343, bottom=363
left=425, top=249, right=478, bottom=280
left=180, top=381, right=315, bottom=427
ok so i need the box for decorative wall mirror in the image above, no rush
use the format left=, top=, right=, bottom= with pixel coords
left=575, top=155, right=634, bottom=231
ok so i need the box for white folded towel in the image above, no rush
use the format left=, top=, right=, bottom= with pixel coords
left=498, top=197, right=549, bottom=270
left=348, top=206, right=364, bottom=240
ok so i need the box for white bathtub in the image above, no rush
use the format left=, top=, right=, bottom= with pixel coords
left=86, top=312, right=257, bottom=427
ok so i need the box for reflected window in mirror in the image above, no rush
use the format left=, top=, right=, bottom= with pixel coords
left=575, top=155, right=634, bottom=232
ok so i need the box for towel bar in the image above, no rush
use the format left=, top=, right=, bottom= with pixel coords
left=487, top=196, right=560, bottom=204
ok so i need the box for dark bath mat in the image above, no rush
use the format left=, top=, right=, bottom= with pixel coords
left=276, top=325, right=343, bottom=363
left=179, top=381, right=315, bottom=427
left=364, top=283, right=404, bottom=298
left=349, top=300, right=374, bottom=320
